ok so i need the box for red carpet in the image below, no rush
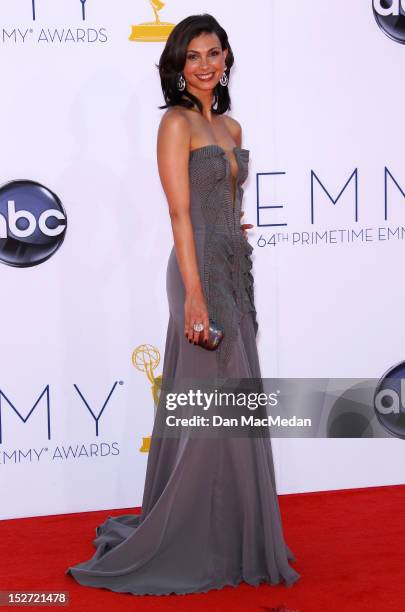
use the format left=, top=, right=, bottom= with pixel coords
left=1, top=485, right=405, bottom=612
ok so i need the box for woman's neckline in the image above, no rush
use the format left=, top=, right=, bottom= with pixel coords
left=189, top=143, right=249, bottom=156
left=188, top=143, right=248, bottom=207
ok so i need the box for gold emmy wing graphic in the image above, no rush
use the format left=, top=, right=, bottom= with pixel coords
left=129, top=0, right=175, bottom=42
left=132, top=344, right=162, bottom=452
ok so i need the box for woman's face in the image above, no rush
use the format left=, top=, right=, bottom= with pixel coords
left=182, top=32, right=228, bottom=92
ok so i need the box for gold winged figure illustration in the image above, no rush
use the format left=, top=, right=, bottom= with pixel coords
left=129, top=0, right=175, bottom=42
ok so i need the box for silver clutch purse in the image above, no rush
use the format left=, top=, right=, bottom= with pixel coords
left=197, top=319, right=224, bottom=351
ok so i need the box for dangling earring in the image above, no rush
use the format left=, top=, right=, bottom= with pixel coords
left=177, top=73, right=186, bottom=91
left=219, top=70, right=228, bottom=86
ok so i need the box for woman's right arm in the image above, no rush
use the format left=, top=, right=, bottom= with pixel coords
left=157, top=110, right=209, bottom=345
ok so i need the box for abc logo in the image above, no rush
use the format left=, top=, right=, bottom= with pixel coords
left=372, top=0, right=405, bottom=44
left=374, top=361, right=405, bottom=438
left=0, top=180, right=67, bottom=267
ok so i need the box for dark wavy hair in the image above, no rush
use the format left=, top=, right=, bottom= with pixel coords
left=156, top=14, right=234, bottom=115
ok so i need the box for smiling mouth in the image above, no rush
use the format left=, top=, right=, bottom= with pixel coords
left=195, top=72, right=215, bottom=81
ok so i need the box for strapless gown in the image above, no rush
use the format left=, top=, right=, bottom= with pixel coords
left=65, top=143, right=300, bottom=595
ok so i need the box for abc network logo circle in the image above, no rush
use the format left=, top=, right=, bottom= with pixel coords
left=0, top=180, right=67, bottom=267
left=372, top=0, right=405, bottom=44
left=374, top=361, right=405, bottom=438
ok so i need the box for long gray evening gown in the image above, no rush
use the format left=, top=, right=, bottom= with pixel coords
left=65, top=143, right=300, bottom=595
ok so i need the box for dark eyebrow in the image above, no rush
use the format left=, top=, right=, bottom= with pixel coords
left=186, top=46, right=221, bottom=53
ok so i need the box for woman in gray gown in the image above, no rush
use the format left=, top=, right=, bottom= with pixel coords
left=65, top=13, right=300, bottom=595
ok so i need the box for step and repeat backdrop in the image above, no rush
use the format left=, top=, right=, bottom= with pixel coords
left=1, top=0, right=405, bottom=519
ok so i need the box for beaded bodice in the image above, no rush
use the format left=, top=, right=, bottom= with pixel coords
left=189, top=144, right=249, bottom=235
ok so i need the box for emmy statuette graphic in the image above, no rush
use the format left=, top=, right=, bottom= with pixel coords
left=129, top=0, right=175, bottom=42
left=132, top=344, right=162, bottom=452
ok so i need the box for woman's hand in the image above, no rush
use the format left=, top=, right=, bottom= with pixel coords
left=184, top=288, right=210, bottom=345
left=240, top=211, right=254, bottom=240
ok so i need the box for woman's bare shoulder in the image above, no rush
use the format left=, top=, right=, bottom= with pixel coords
left=160, top=106, right=189, bottom=127
left=157, top=107, right=191, bottom=155
left=222, top=114, right=242, bottom=145
left=158, top=107, right=191, bottom=142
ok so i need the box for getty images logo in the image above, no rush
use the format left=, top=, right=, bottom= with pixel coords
left=0, top=180, right=67, bottom=267
left=372, top=0, right=405, bottom=44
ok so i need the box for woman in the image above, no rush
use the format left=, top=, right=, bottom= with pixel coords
left=66, top=13, right=300, bottom=595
